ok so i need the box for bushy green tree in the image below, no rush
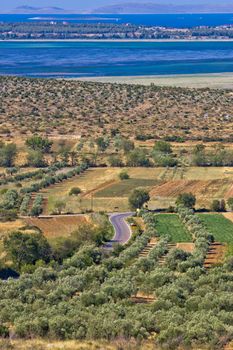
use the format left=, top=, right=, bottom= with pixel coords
left=95, top=137, right=109, bottom=152
left=127, top=148, right=150, bottom=167
left=129, top=188, right=150, bottom=209
left=152, top=141, right=177, bottom=167
left=153, top=141, right=172, bottom=154
left=53, top=200, right=66, bottom=214
left=211, top=199, right=226, bottom=212
left=26, top=136, right=52, bottom=154
left=4, top=231, right=51, bottom=269
left=114, top=136, right=134, bottom=153
left=176, top=193, right=196, bottom=209
left=27, top=150, right=46, bottom=167
left=0, top=143, right=17, bottom=167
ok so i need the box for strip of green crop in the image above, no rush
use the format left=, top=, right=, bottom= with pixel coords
left=197, top=214, right=233, bottom=244
left=156, top=214, right=192, bottom=243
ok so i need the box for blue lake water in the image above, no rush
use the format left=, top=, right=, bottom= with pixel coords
left=1, top=13, right=233, bottom=27
left=1, top=41, right=233, bottom=78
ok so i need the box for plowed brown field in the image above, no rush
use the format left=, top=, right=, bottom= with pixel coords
left=150, top=179, right=231, bottom=198
left=204, top=242, right=227, bottom=268
left=176, top=243, right=195, bottom=253
left=150, top=178, right=232, bottom=208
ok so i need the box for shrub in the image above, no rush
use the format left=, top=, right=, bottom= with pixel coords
left=53, top=200, right=66, bottom=215
left=20, top=194, right=31, bottom=216
left=0, top=324, right=9, bottom=338
left=69, top=187, right=82, bottom=196
left=127, top=148, right=150, bottom=167
left=153, top=141, right=172, bottom=154
left=2, top=189, right=19, bottom=210
left=108, top=155, right=124, bottom=167
left=30, top=195, right=43, bottom=217
left=26, top=136, right=52, bottom=154
left=0, top=209, right=18, bottom=222
left=119, top=171, right=130, bottom=180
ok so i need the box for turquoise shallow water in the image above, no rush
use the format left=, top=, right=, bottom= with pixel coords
left=1, top=41, right=233, bottom=78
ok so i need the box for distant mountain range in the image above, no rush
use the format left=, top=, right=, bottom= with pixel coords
left=10, top=6, right=68, bottom=14
left=92, top=2, right=233, bottom=14
left=8, top=2, right=233, bottom=15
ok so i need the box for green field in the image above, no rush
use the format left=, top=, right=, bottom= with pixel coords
left=95, top=178, right=158, bottom=198
left=156, top=214, right=192, bottom=242
left=198, top=214, right=233, bottom=244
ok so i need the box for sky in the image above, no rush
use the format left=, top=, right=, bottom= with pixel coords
left=0, top=0, right=233, bottom=12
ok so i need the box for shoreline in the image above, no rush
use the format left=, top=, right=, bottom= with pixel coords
left=75, top=72, right=233, bottom=89
left=2, top=72, right=233, bottom=89
left=2, top=39, right=233, bottom=42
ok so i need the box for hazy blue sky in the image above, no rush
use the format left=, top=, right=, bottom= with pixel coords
left=1, top=0, right=233, bottom=12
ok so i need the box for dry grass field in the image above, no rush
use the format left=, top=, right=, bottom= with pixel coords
left=0, top=220, right=25, bottom=238
left=2, top=76, right=233, bottom=141
left=41, top=167, right=122, bottom=214
left=0, top=339, right=158, bottom=350
left=23, top=215, right=89, bottom=239
left=80, top=73, right=233, bottom=89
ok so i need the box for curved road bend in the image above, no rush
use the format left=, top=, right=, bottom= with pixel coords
left=105, top=212, right=134, bottom=248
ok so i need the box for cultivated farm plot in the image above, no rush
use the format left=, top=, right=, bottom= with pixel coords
left=155, top=214, right=192, bottom=243
left=38, top=166, right=233, bottom=213
left=41, top=167, right=122, bottom=214
left=42, top=167, right=166, bottom=213
left=204, top=242, right=227, bottom=268
left=95, top=178, right=158, bottom=198
left=149, top=167, right=233, bottom=209
left=197, top=214, right=233, bottom=244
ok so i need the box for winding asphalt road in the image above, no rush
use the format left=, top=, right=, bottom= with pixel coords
left=104, top=212, right=134, bottom=248
left=22, top=212, right=134, bottom=249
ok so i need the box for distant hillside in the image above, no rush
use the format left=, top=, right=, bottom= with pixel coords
left=11, top=6, right=68, bottom=14
left=92, top=2, right=233, bottom=14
